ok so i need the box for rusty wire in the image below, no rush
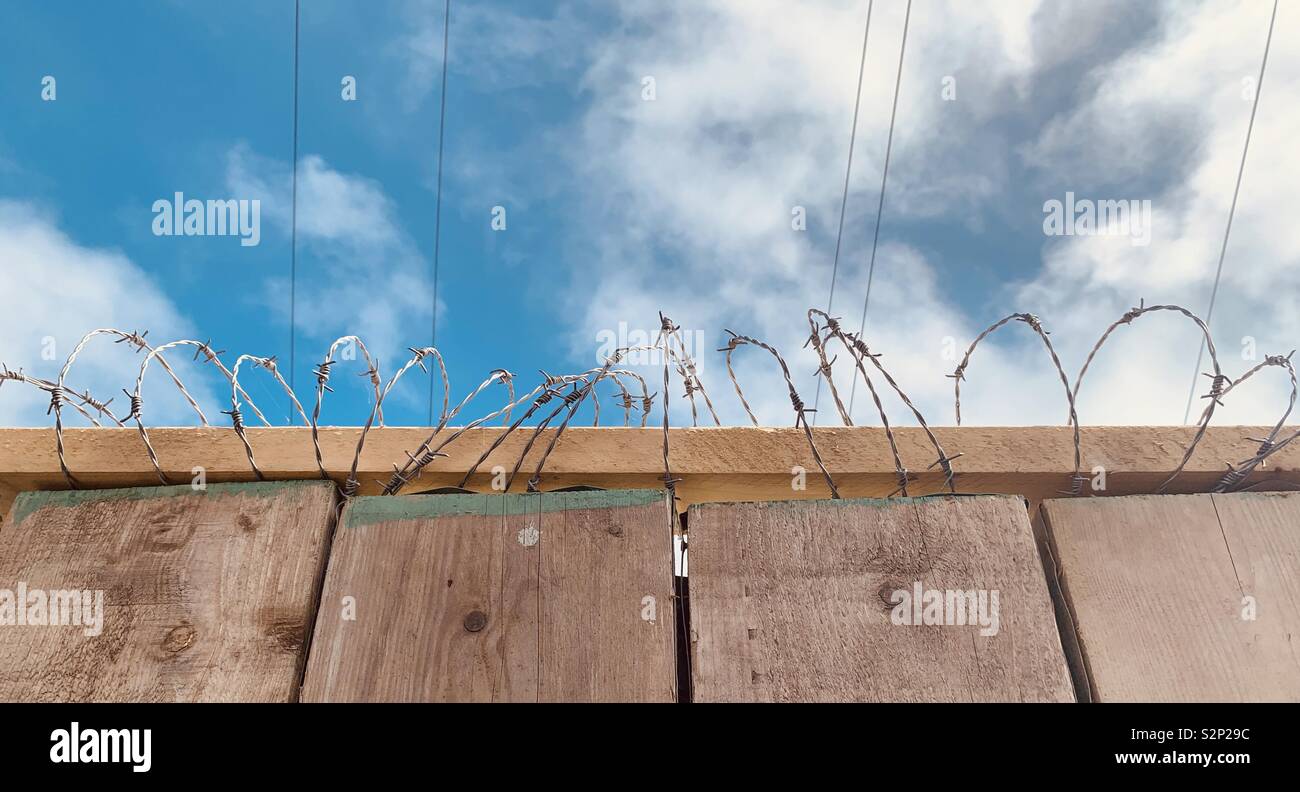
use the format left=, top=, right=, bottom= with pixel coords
left=1072, top=302, right=1224, bottom=492
left=952, top=312, right=1081, bottom=494
left=720, top=330, right=840, bottom=498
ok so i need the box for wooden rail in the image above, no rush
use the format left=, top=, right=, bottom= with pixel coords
left=1, top=425, right=1297, bottom=516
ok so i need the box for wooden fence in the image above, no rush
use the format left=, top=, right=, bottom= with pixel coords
left=1, top=427, right=1297, bottom=702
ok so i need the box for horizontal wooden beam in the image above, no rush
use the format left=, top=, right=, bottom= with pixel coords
left=0, top=426, right=1296, bottom=516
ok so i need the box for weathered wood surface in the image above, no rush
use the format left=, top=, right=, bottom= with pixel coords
left=688, top=495, right=1074, bottom=702
left=0, top=481, right=337, bottom=702
left=302, top=489, right=676, bottom=702
left=2, top=426, right=1295, bottom=517
left=1041, top=492, right=1300, bottom=702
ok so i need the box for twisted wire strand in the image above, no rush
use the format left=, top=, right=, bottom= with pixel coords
left=380, top=367, right=514, bottom=495
left=132, top=339, right=272, bottom=484
left=505, top=378, right=591, bottom=492
left=1240, top=424, right=1300, bottom=476
left=619, top=340, right=704, bottom=430
left=607, top=369, right=652, bottom=427
left=951, top=313, right=1081, bottom=494
left=721, top=330, right=840, bottom=499
left=721, top=340, right=759, bottom=427
left=1212, top=351, right=1296, bottom=492
left=657, top=313, right=720, bottom=427
left=811, top=309, right=959, bottom=495
left=311, top=335, right=385, bottom=481
left=453, top=368, right=598, bottom=491
left=342, top=347, right=451, bottom=498
left=53, top=328, right=208, bottom=487
left=586, top=371, right=602, bottom=427
left=1072, top=302, right=1224, bottom=492
left=850, top=335, right=959, bottom=495
left=381, top=378, right=537, bottom=495
left=524, top=353, right=633, bottom=491
left=807, top=310, right=908, bottom=494
left=61, top=329, right=208, bottom=423
left=228, top=354, right=310, bottom=481
left=805, top=309, right=852, bottom=426
left=0, top=367, right=120, bottom=426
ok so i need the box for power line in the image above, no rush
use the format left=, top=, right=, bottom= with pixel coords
left=289, top=0, right=300, bottom=408
left=1181, top=0, right=1277, bottom=424
left=812, top=0, right=874, bottom=425
left=847, top=0, right=910, bottom=419
left=429, top=0, right=451, bottom=426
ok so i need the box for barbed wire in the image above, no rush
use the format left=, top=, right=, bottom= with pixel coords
left=1072, top=302, right=1224, bottom=492
left=951, top=313, right=1080, bottom=494
left=54, top=329, right=208, bottom=487
left=719, top=330, right=840, bottom=499
left=658, top=312, right=720, bottom=427
left=810, top=309, right=958, bottom=495
left=227, top=354, right=310, bottom=481
left=311, top=335, right=385, bottom=481
left=380, top=365, right=515, bottom=495
left=1211, top=351, right=1296, bottom=492
left=134, top=339, right=272, bottom=484
left=2, top=301, right=1296, bottom=501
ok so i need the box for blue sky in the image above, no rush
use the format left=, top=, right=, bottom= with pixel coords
left=2, top=0, right=1297, bottom=435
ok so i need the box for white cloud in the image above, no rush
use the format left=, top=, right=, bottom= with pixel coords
left=225, top=144, right=439, bottom=368
left=0, top=201, right=218, bottom=427
left=553, top=0, right=1298, bottom=436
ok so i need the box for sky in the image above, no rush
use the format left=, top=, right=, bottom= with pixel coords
left=1, top=0, right=1297, bottom=441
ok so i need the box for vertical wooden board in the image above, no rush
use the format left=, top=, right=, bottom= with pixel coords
left=1042, top=492, right=1300, bottom=702
left=302, top=489, right=675, bottom=702
left=538, top=490, right=676, bottom=702
left=687, top=496, right=1074, bottom=702
left=301, top=493, right=536, bottom=702
left=0, top=481, right=337, bottom=702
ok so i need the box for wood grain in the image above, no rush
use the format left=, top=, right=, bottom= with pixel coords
left=1041, top=492, right=1300, bottom=702
left=688, top=495, right=1074, bottom=702
left=301, top=489, right=676, bottom=702
left=3, top=425, right=1295, bottom=518
left=0, top=481, right=337, bottom=702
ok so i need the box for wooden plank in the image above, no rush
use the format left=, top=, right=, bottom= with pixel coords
left=2, top=426, right=1296, bottom=517
left=301, top=489, right=676, bottom=702
left=687, top=495, right=1074, bottom=702
left=1041, top=492, right=1300, bottom=702
left=0, top=481, right=337, bottom=702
